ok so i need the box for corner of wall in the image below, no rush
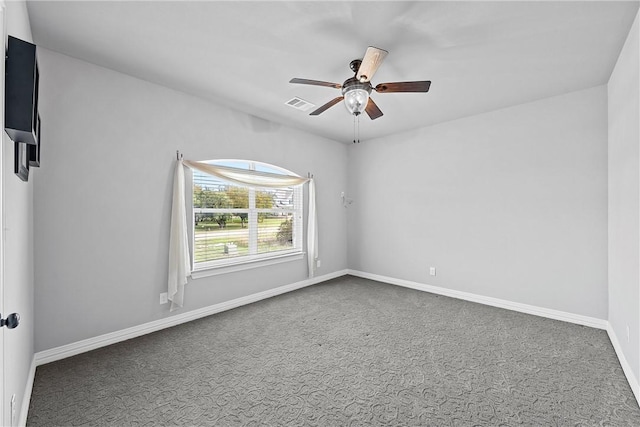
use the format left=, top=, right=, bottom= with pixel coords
left=607, top=6, right=640, bottom=394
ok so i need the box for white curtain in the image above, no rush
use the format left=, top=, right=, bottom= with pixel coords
left=184, top=160, right=309, bottom=188
left=168, top=160, right=191, bottom=311
left=167, top=159, right=318, bottom=310
left=307, top=179, right=318, bottom=278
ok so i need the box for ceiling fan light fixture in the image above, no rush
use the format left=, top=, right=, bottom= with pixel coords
left=343, top=88, right=369, bottom=116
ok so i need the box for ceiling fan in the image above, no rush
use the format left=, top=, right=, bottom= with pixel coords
left=290, top=46, right=431, bottom=120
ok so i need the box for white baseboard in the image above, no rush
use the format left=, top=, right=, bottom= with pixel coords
left=35, top=270, right=348, bottom=366
left=347, top=270, right=608, bottom=330
left=607, top=323, right=640, bottom=405
left=18, top=356, right=36, bottom=427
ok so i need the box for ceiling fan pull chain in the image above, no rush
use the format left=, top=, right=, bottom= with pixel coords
left=353, top=115, right=356, bottom=144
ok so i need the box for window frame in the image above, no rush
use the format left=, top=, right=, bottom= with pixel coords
left=188, top=159, right=305, bottom=278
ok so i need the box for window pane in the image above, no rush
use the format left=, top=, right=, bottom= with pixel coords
left=226, top=186, right=249, bottom=208
left=192, top=160, right=302, bottom=268
left=193, top=171, right=232, bottom=208
left=253, top=162, right=286, bottom=174
left=194, top=172, right=250, bottom=209
left=194, top=214, right=250, bottom=262
left=256, top=190, right=275, bottom=209
left=271, top=187, right=294, bottom=209
left=211, top=160, right=249, bottom=169
left=252, top=188, right=295, bottom=210
left=257, top=213, right=294, bottom=254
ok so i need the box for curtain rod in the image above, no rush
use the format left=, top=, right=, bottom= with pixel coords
left=176, top=150, right=183, bottom=161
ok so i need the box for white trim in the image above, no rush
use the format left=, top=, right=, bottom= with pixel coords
left=35, top=270, right=348, bottom=366
left=347, top=270, right=608, bottom=330
left=18, top=356, right=35, bottom=427
left=607, top=323, right=640, bottom=406
left=0, top=1, right=6, bottom=425
left=191, top=251, right=304, bottom=279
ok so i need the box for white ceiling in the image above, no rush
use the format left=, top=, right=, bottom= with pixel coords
left=26, top=1, right=639, bottom=144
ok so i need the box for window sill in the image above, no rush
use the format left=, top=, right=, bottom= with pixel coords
left=191, top=251, right=305, bottom=279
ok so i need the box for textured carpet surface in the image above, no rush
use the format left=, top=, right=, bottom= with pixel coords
left=28, top=275, right=640, bottom=426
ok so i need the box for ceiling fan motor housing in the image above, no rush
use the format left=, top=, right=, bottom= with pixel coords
left=341, top=77, right=372, bottom=95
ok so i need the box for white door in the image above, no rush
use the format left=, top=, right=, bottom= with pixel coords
left=0, top=3, right=8, bottom=424
left=0, top=1, right=6, bottom=423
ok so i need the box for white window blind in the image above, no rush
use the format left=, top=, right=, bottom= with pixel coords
left=191, top=160, right=303, bottom=269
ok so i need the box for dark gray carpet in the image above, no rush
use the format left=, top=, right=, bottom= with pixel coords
left=28, top=275, right=640, bottom=426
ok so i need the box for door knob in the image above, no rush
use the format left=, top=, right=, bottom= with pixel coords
left=0, top=313, right=19, bottom=329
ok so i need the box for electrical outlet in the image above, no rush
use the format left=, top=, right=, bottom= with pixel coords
left=429, top=267, right=436, bottom=276
left=11, top=394, right=16, bottom=425
left=316, top=259, right=321, bottom=268
left=160, top=293, right=168, bottom=304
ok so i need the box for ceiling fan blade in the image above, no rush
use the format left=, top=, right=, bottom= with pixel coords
left=365, top=98, right=383, bottom=120
left=374, top=81, right=431, bottom=93
left=356, top=46, right=388, bottom=83
left=289, top=78, right=342, bottom=89
left=310, top=96, right=344, bottom=116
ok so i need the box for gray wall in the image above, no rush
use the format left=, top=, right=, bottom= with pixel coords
left=34, top=49, right=348, bottom=352
left=608, top=10, right=640, bottom=385
left=347, top=86, right=608, bottom=319
left=3, top=1, right=35, bottom=425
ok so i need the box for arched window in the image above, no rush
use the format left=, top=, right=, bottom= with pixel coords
left=191, top=160, right=304, bottom=270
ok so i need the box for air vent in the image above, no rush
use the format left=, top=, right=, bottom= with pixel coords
left=285, top=97, right=315, bottom=112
